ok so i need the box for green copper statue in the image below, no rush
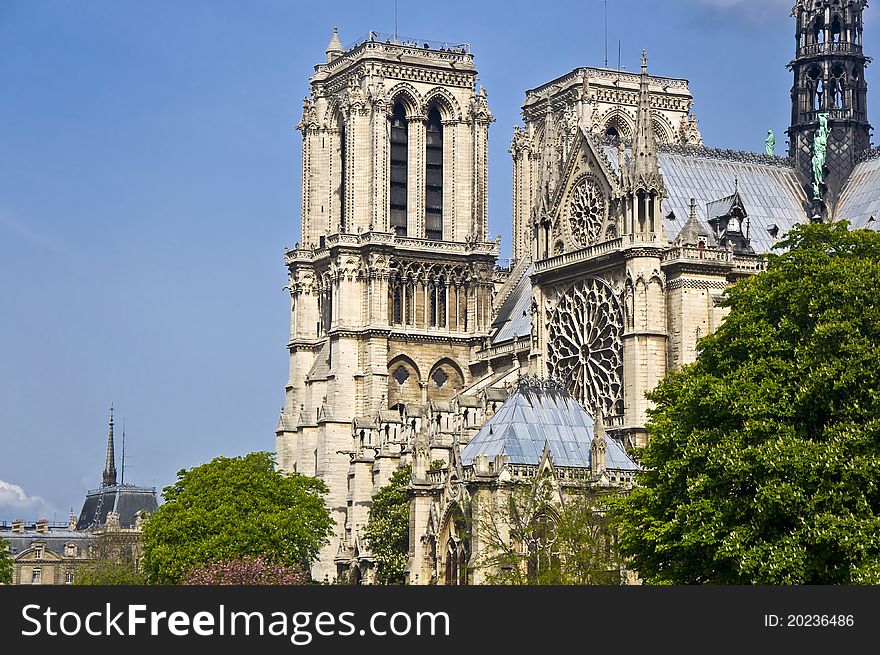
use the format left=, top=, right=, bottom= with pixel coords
left=812, top=113, right=830, bottom=200
left=765, top=129, right=775, bottom=156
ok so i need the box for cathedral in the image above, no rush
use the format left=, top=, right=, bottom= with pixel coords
left=276, top=1, right=880, bottom=583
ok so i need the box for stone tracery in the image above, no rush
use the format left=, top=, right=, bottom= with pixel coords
left=546, top=277, right=624, bottom=418
left=566, top=175, right=607, bottom=247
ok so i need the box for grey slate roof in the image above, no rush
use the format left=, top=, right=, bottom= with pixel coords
left=461, top=383, right=637, bottom=471
left=603, top=146, right=809, bottom=253
left=836, top=155, right=880, bottom=230
left=491, top=263, right=533, bottom=346
left=0, top=528, right=93, bottom=557
left=76, top=484, right=158, bottom=531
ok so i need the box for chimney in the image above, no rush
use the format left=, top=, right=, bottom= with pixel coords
left=11, top=519, right=24, bottom=533
left=35, top=518, right=49, bottom=534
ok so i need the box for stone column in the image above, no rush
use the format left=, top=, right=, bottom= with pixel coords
left=407, top=114, right=427, bottom=238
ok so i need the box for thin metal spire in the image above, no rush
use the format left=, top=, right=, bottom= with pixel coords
left=102, top=404, right=117, bottom=487
left=121, top=417, right=126, bottom=486
left=604, top=0, right=608, bottom=68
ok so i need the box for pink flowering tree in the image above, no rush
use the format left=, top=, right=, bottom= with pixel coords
left=183, top=556, right=311, bottom=585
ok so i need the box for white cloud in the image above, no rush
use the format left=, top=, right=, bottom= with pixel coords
left=0, top=480, right=56, bottom=520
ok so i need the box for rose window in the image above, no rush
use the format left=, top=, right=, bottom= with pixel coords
left=546, top=277, right=624, bottom=418
left=568, top=177, right=606, bottom=247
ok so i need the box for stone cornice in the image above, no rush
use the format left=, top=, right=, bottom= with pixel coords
left=286, top=232, right=500, bottom=267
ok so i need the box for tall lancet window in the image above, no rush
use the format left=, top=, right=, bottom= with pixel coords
left=425, top=106, right=444, bottom=240
left=339, top=122, right=346, bottom=232
left=390, top=103, right=409, bottom=236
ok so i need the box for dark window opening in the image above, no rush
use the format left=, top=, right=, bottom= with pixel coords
left=425, top=107, right=444, bottom=240
left=831, top=15, right=842, bottom=43
left=339, top=123, right=347, bottom=232
left=390, top=103, right=408, bottom=236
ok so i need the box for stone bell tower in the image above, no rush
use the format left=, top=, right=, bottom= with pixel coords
left=787, top=0, right=871, bottom=212
left=277, top=28, right=498, bottom=580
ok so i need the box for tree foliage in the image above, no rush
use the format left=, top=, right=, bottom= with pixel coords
left=182, top=556, right=311, bottom=585
left=609, top=223, right=880, bottom=584
left=363, top=465, right=410, bottom=585
left=74, top=560, right=145, bottom=585
left=75, top=531, right=145, bottom=585
left=0, top=539, right=12, bottom=585
left=479, top=480, right=622, bottom=585
left=141, top=452, right=332, bottom=584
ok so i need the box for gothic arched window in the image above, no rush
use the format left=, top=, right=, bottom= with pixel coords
left=445, top=540, right=458, bottom=585
left=390, top=103, right=409, bottom=236
left=339, top=122, right=346, bottom=232
left=425, top=106, right=444, bottom=240
left=831, top=15, right=842, bottom=43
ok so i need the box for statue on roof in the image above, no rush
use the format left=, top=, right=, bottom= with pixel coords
left=812, top=113, right=830, bottom=200
left=765, top=129, right=775, bottom=156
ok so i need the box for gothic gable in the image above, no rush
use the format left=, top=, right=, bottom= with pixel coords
left=546, top=128, right=620, bottom=255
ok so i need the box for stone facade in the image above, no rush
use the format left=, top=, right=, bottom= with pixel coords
left=1, top=410, right=156, bottom=584
left=275, top=30, right=499, bottom=581
left=278, top=6, right=874, bottom=584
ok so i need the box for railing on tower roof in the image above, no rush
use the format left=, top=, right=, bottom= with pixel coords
left=346, top=31, right=471, bottom=55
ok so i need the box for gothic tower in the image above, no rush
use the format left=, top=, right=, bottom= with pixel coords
left=277, top=29, right=497, bottom=580
left=617, top=51, right=669, bottom=448
left=788, top=0, right=871, bottom=211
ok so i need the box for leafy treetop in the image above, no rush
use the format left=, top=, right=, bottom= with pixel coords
left=141, top=451, right=332, bottom=584
left=609, top=223, right=880, bottom=584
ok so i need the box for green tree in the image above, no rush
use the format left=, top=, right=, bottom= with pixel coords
left=141, top=451, right=332, bottom=584
left=75, top=531, right=145, bottom=585
left=479, top=481, right=621, bottom=585
left=0, top=538, right=12, bottom=585
left=363, top=465, right=411, bottom=585
left=609, top=222, right=880, bottom=584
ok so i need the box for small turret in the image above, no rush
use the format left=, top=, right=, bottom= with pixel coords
left=326, top=27, right=344, bottom=63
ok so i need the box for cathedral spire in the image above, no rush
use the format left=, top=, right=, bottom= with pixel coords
left=630, top=50, right=664, bottom=193
left=102, top=405, right=117, bottom=487
left=620, top=50, right=665, bottom=238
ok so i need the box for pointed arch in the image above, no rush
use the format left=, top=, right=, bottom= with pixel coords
left=422, top=87, right=463, bottom=123
left=386, top=83, right=423, bottom=117
left=427, top=358, right=465, bottom=402
left=652, top=116, right=673, bottom=145
left=601, top=109, right=635, bottom=143
left=388, top=354, right=422, bottom=408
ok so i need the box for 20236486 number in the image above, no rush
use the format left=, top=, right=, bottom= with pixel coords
left=764, top=614, right=855, bottom=628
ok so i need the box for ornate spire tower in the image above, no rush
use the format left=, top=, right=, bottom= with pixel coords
left=621, top=51, right=666, bottom=237
left=788, top=0, right=871, bottom=210
left=102, top=405, right=117, bottom=488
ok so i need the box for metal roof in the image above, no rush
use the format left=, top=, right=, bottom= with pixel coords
left=836, top=155, right=880, bottom=230
left=491, top=263, right=534, bottom=346
left=461, top=381, right=637, bottom=471
left=0, top=529, right=93, bottom=556
left=76, top=485, right=158, bottom=531
left=603, top=146, right=809, bottom=253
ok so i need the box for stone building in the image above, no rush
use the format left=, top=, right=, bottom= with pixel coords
left=277, top=2, right=880, bottom=584
left=1, top=409, right=157, bottom=584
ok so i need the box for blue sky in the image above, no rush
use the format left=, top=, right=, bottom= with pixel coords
left=1, top=0, right=876, bottom=521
